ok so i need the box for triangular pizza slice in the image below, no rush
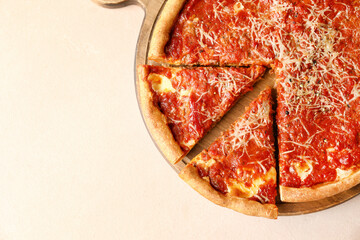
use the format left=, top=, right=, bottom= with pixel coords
left=180, top=88, right=277, bottom=219
left=138, top=65, right=266, bottom=164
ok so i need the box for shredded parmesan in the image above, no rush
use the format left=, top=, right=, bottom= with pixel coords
left=222, top=95, right=272, bottom=156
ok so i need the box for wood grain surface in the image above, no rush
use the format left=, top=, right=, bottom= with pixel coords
left=93, top=0, right=360, bottom=216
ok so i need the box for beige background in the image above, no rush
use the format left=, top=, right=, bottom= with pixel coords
left=0, top=1, right=359, bottom=239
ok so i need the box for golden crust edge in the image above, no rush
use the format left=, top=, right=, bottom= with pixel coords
left=148, top=0, right=188, bottom=62
left=138, top=65, right=185, bottom=164
left=280, top=168, right=360, bottom=202
left=179, top=163, right=278, bottom=219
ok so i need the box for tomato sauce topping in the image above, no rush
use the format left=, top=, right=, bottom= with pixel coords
left=165, top=0, right=276, bottom=65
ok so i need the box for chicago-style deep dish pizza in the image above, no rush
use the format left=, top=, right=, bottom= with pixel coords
left=138, top=65, right=266, bottom=164
left=180, top=88, right=277, bottom=219
left=140, top=0, right=360, bottom=214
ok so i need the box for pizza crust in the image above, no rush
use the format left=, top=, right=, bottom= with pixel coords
left=138, top=65, right=185, bottom=164
left=148, top=0, right=188, bottom=62
left=179, top=164, right=278, bottom=219
left=280, top=168, right=360, bottom=202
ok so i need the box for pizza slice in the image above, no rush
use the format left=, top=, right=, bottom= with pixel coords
left=138, top=65, right=266, bottom=164
left=180, top=88, right=277, bottom=219
left=149, top=0, right=281, bottom=66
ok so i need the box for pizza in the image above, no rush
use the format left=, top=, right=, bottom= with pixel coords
left=139, top=0, right=360, bottom=214
left=180, top=88, right=277, bottom=219
left=138, top=65, right=266, bottom=164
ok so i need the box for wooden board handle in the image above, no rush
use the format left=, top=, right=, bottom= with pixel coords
left=92, top=0, right=139, bottom=7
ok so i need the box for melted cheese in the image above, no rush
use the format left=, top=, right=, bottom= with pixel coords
left=336, top=168, right=353, bottom=180
left=194, top=158, right=216, bottom=171
left=227, top=167, right=276, bottom=198
left=293, top=158, right=313, bottom=181
left=180, top=89, right=191, bottom=97
left=148, top=74, right=176, bottom=93
left=233, top=2, right=244, bottom=13
left=183, top=139, right=196, bottom=148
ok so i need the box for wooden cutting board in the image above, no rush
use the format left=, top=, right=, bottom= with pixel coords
left=93, top=0, right=360, bottom=216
